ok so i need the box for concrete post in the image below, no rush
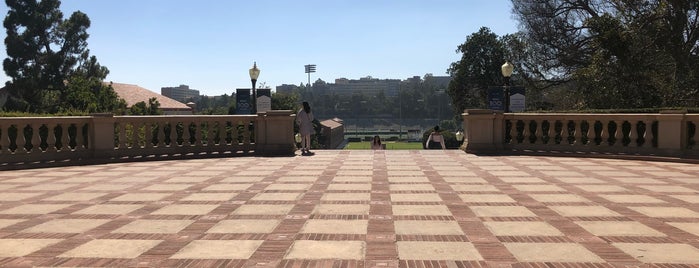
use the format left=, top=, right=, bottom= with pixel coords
left=657, top=110, right=686, bottom=154
left=90, top=113, right=116, bottom=157
left=461, top=109, right=503, bottom=154
left=257, top=110, right=296, bottom=156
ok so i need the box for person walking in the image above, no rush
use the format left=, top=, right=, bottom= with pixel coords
left=296, top=101, right=315, bottom=155
left=425, top=125, right=446, bottom=149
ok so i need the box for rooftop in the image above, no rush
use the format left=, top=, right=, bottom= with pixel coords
left=0, top=151, right=698, bottom=266
left=110, top=82, right=191, bottom=110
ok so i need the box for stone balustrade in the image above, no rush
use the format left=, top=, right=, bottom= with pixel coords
left=462, top=109, right=699, bottom=158
left=0, top=111, right=296, bottom=168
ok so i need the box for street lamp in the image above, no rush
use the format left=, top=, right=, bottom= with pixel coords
left=501, top=61, right=513, bottom=113
left=249, top=62, right=261, bottom=114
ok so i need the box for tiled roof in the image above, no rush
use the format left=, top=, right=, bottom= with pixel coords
left=109, top=82, right=191, bottom=110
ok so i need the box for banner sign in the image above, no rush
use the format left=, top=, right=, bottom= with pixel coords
left=235, top=88, right=251, bottom=114
left=487, top=86, right=504, bottom=111
left=509, top=86, right=526, bottom=112
left=256, top=88, right=272, bottom=113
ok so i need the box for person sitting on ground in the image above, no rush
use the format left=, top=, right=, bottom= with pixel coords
left=371, top=135, right=384, bottom=150
left=425, top=125, right=446, bottom=149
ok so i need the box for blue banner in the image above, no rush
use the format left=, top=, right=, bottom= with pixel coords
left=236, top=88, right=251, bottom=114
left=488, top=86, right=504, bottom=111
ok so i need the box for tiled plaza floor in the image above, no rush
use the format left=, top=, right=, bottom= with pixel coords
left=1, top=150, right=699, bottom=267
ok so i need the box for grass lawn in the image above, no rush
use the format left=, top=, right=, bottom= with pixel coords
left=344, top=141, right=424, bottom=150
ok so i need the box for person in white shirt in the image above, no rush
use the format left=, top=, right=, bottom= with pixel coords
left=425, top=125, right=446, bottom=149
left=296, top=101, right=314, bottom=155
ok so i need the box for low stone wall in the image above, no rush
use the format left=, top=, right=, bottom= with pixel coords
left=0, top=111, right=296, bottom=169
left=461, top=109, right=699, bottom=158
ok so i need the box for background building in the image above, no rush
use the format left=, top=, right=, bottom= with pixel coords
left=332, top=76, right=401, bottom=97
left=113, top=83, right=192, bottom=115
left=161, top=85, right=200, bottom=103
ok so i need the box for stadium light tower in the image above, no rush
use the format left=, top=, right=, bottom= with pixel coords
left=304, top=64, right=316, bottom=88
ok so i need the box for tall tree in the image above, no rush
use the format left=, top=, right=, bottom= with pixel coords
left=511, top=0, right=699, bottom=108
left=3, top=0, right=120, bottom=113
left=447, top=27, right=508, bottom=112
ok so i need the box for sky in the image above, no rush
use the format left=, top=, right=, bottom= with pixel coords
left=0, top=0, right=519, bottom=96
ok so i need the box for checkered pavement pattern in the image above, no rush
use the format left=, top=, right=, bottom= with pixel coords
left=1, top=150, right=698, bottom=267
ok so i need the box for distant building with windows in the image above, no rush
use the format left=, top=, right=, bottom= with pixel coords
left=271, top=75, right=451, bottom=98
left=331, top=76, right=401, bottom=97
left=161, top=85, right=200, bottom=103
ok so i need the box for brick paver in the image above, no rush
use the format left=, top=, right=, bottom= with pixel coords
left=1, top=150, right=698, bottom=267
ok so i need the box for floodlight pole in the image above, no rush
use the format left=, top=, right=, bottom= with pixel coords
left=304, top=64, right=316, bottom=89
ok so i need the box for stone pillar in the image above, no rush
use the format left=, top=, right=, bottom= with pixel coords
left=461, top=109, right=503, bottom=154
left=657, top=110, right=686, bottom=155
left=90, top=113, right=116, bottom=157
left=257, top=110, right=296, bottom=156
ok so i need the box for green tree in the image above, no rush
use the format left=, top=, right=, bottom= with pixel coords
left=511, top=0, right=699, bottom=108
left=447, top=27, right=508, bottom=112
left=129, top=97, right=161, bottom=115
left=3, top=0, right=119, bottom=113
left=272, top=92, right=299, bottom=111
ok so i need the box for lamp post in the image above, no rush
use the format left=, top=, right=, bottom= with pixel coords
left=501, top=61, right=513, bottom=113
left=249, top=62, right=261, bottom=114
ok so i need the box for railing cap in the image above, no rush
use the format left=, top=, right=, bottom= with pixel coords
left=90, top=113, right=114, bottom=117
left=660, top=109, right=687, bottom=114
left=262, top=110, right=294, bottom=116
left=463, top=109, right=498, bottom=115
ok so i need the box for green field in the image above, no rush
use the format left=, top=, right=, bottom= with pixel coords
left=344, top=141, right=424, bottom=150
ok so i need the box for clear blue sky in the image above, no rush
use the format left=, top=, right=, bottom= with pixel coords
left=1, top=0, right=518, bottom=96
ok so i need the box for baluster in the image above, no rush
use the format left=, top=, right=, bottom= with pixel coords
left=75, top=123, right=85, bottom=151
left=206, top=121, right=213, bottom=146
left=243, top=120, right=251, bottom=146
left=183, top=121, right=192, bottom=146
left=573, top=120, right=582, bottom=146
left=628, top=121, right=638, bottom=148
left=534, top=119, right=543, bottom=144
left=559, top=121, right=568, bottom=146
left=29, top=124, right=40, bottom=153
left=600, top=120, right=609, bottom=147
left=46, top=123, right=57, bottom=153
left=194, top=122, right=203, bottom=147
left=61, top=124, right=70, bottom=151
left=145, top=122, right=154, bottom=149
left=118, top=122, right=127, bottom=149
left=138, top=122, right=146, bottom=149
left=613, top=120, right=624, bottom=148
left=216, top=121, right=223, bottom=146
left=580, top=120, right=590, bottom=146
left=164, top=122, right=172, bottom=147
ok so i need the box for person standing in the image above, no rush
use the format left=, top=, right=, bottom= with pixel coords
left=425, top=125, right=446, bottom=149
left=296, top=101, right=315, bottom=155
